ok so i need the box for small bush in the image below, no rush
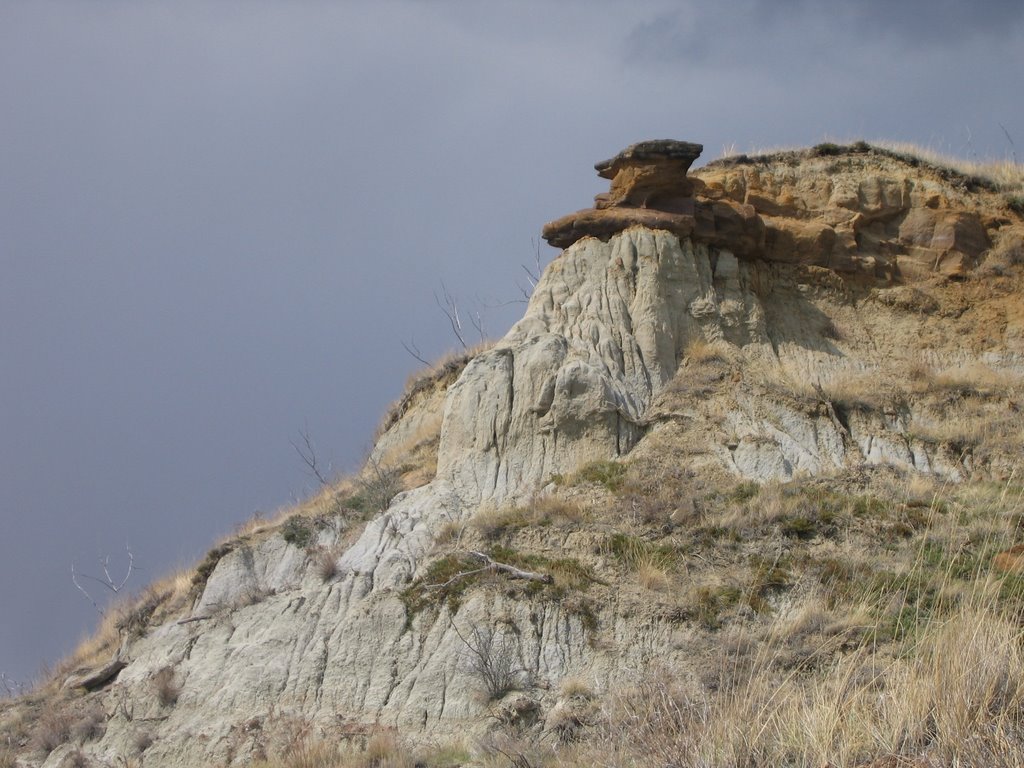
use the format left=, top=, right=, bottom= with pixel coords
left=1006, top=194, right=1024, bottom=215
left=813, top=142, right=844, bottom=156
left=314, top=546, right=340, bottom=582
left=281, top=515, right=315, bottom=548
left=559, top=676, right=595, bottom=700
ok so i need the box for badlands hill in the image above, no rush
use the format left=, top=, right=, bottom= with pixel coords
left=3, top=140, right=1024, bottom=768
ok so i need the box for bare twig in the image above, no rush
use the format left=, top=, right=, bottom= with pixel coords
left=401, top=337, right=431, bottom=366
left=359, top=455, right=400, bottom=513
left=1, top=671, right=26, bottom=698
left=291, top=426, right=330, bottom=487
left=449, top=621, right=528, bottom=700
left=72, top=545, right=136, bottom=615
left=467, top=551, right=553, bottom=583
left=435, top=283, right=468, bottom=349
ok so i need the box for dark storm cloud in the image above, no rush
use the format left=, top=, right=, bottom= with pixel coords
left=626, top=0, right=1024, bottom=67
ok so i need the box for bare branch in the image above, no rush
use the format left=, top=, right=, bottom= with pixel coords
left=434, top=283, right=468, bottom=349
left=424, top=551, right=553, bottom=591
left=358, top=455, right=401, bottom=513
left=469, top=307, right=486, bottom=344
left=400, top=337, right=431, bottom=366
left=291, top=427, right=330, bottom=487
left=467, top=551, right=553, bottom=583
left=449, top=620, right=529, bottom=700
left=71, top=545, right=136, bottom=615
left=1, top=671, right=27, bottom=698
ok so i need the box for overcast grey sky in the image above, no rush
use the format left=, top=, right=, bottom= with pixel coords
left=2, top=0, right=1022, bottom=686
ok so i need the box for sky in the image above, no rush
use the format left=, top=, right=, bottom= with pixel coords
left=2, top=0, right=1023, bottom=688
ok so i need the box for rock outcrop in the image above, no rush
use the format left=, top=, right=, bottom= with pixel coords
left=542, top=140, right=765, bottom=256
left=545, top=140, right=1006, bottom=280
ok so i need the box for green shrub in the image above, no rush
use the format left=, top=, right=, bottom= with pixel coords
left=813, top=142, right=843, bottom=156
left=280, top=515, right=314, bottom=548
left=573, top=460, right=628, bottom=492
left=728, top=481, right=760, bottom=503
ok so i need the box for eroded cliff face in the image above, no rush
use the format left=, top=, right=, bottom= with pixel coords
left=6, top=142, right=1024, bottom=768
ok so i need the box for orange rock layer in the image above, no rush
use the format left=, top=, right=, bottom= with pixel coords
left=542, top=140, right=1017, bottom=281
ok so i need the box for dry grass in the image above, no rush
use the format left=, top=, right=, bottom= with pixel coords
left=684, top=337, right=729, bottom=365
left=71, top=702, right=106, bottom=744
left=558, top=676, right=595, bottom=700
left=249, top=729, right=420, bottom=768
left=872, top=140, right=1024, bottom=193
left=31, top=703, right=73, bottom=754
left=713, top=138, right=1024, bottom=194
left=636, top=558, right=671, bottom=592
left=552, top=590, right=1024, bottom=768
left=469, top=497, right=585, bottom=540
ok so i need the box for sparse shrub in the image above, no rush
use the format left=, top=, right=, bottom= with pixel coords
left=603, top=533, right=651, bottom=569
left=356, top=459, right=402, bottom=514
left=1006, top=194, right=1024, bottom=214
left=692, top=584, right=743, bottom=629
left=152, top=666, right=180, bottom=707
left=65, top=748, right=89, bottom=768
left=117, top=588, right=165, bottom=639
left=281, top=515, right=314, bottom=548
left=780, top=513, right=820, bottom=540
left=728, top=480, right=760, bottom=503
left=236, top=586, right=274, bottom=608
left=458, top=625, right=528, bottom=701
left=72, top=704, right=106, bottom=743
left=32, top=705, right=73, bottom=754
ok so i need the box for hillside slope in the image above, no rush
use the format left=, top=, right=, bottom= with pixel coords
left=3, top=141, right=1024, bottom=768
